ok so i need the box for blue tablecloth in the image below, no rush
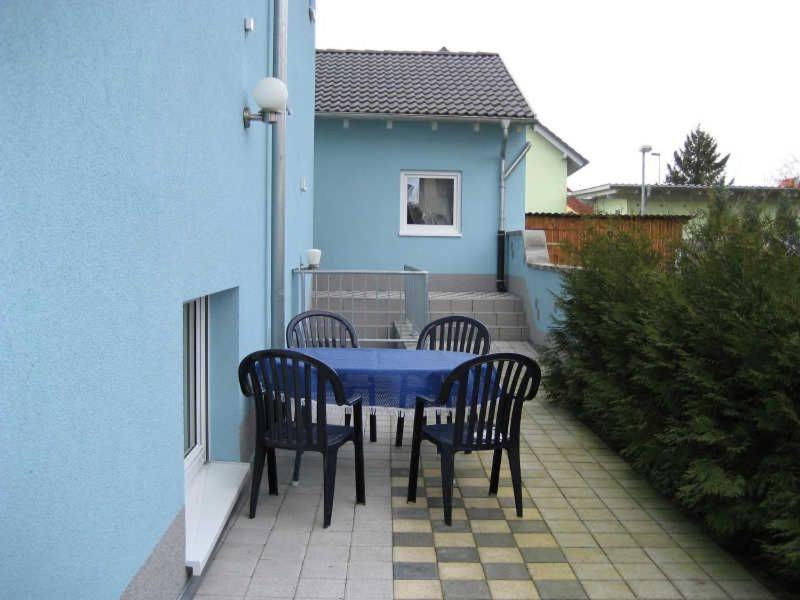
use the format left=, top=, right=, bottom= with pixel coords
left=301, top=347, right=474, bottom=410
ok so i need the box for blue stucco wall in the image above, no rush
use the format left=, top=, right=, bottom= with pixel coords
left=0, top=2, right=315, bottom=598
left=506, top=232, right=564, bottom=341
left=314, top=119, right=526, bottom=273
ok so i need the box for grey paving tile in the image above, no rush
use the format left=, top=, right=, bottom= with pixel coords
left=672, top=579, right=729, bottom=599
left=581, top=580, right=635, bottom=600
left=465, top=507, right=505, bottom=520
left=345, top=577, right=394, bottom=600
left=294, top=577, right=346, bottom=599
left=442, top=579, right=492, bottom=599
left=626, top=580, right=682, bottom=599
left=393, top=532, right=435, bottom=546
left=717, top=579, right=775, bottom=600
left=436, top=547, right=481, bottom=562
left=482, top=562, right=531, bottom=580
left=197, top=572, right=252, bottom=597
left=508, top=519, right=550, bottom=533
left=347, top=559, right=393, bottom=580
left=394, top=561, right=439, bottom=579
left=535, top=580, right=588, bottom=600
left=473, top=533, right=515, bottom=547
left=521, top=547, right=568, bottom=563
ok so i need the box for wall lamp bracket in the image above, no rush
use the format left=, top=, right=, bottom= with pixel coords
left=243, top=108, right=279, bottom=128
left=242, top=76, right=288, bottom=129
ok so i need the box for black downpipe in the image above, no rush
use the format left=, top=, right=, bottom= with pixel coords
left=496, top=230, right=506, bottom=292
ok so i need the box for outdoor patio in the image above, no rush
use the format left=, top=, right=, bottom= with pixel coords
left=194, top=342, right=773, bottom=600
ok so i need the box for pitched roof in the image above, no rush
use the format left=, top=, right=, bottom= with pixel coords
left=315, top=49, right=535, bottom=121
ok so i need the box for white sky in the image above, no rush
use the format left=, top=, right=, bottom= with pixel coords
left=316, top=0, right=800, bottom=189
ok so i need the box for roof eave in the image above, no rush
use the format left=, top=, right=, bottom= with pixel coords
left=316, top=111, right=537, bottom=125
left=533, top=123, right=589, bottom=174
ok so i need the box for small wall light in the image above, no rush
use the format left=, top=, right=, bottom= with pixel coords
left=243, top=77, right=288, bottom=128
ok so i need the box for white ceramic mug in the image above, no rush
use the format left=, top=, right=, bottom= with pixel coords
left=306, top=248, right=322, bottom=269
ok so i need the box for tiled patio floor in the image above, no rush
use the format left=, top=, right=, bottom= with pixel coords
left=196, top=342, right=774, bottom=600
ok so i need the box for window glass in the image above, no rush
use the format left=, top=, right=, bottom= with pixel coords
left=406, top=176, right=455, bottom=226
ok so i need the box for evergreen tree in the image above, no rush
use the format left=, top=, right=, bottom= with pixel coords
left=665, top=125, right=731, bottom=185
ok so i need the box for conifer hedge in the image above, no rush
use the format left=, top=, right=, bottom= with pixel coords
left=541, top=197, right=800, bottom=580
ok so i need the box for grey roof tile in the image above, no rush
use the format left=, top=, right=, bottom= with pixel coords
left=315, top=49, right=535, bottom=120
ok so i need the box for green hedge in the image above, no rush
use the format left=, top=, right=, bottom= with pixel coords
left=541, top=197, right=800, bottom=579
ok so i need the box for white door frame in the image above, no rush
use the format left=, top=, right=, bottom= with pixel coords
left=184, top=296, right=208, bottom=483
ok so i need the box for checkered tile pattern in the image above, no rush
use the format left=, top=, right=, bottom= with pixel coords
left=196, top=342, right=775, bottom=600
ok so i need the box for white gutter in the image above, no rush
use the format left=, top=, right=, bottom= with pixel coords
left=316, top=111, right=536, bottom=125
left=270, top=0, right=287, bottom=348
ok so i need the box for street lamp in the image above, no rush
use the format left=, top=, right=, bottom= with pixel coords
left=639, top=145, right=652, bottom=215
left=651, top=152, right=661, bottom=183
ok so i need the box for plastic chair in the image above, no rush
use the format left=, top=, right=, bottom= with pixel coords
left=416, top=315, right=491, bottom=356
left=238, top=349, right=365, bottom=528
left=286, top=310, right=359, bottom=349
left=406, top=353, right=541, bottom=525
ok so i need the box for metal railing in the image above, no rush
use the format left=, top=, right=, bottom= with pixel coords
left=293, top=267, right=430, bottom=344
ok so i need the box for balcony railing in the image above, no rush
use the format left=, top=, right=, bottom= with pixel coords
left=293, top=267, right=429, bottom=345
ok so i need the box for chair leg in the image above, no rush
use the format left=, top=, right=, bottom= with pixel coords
left=489, top=448, right=503, bottom=495
left=353, top=406, right=366, bottom=504
left=369, top=410, right=377, bottom=442
left=292, top=450, right=303, bottom=484
left=407, top=404, right=425, bottom=502
left=266, top=448, right=279, bottom=495
left=440, top=446, right=455, bottom=526
left=395, top=411, right=405, bottom=447
left=507, top=444, right=523, bottom=517
left=322, top=448, right=339, bottom=528
left=249, top=445, right=266, bottom=518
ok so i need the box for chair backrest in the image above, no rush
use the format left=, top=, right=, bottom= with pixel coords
left=238, top=349, right=346, bottom=451
left=416, top=315, right=491, bottom=355
left=286, top=310, right=359, bottom=349
left=438, top=353, right=541, bottom=451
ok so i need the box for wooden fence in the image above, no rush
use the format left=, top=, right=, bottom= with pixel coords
left=525, top=213, right=690, bottom=266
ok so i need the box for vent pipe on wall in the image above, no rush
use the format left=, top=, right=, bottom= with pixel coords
left=270, top=0, right=288, bottom=347
left=497, top=119, right=532, bottom=292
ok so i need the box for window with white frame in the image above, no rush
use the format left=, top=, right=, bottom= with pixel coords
left=400, top=171, right=461, bottom=236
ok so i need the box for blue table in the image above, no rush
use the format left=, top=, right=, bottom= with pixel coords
left=301, top=347, right=475, bottom=410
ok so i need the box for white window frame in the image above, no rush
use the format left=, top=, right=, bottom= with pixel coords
left=184, top=296, right=208, bottom=484
left=399, top=170, right=462, bottom=237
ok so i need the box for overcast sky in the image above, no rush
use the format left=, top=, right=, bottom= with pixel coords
left=316, top=0, right=800, bottom=189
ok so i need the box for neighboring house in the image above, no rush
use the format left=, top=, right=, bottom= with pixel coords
left=314, top=49, right=534, bottom=291
left=524, top=124, right=588, bottom=213
left=573, top=183, right=800, bottom=217
left=1, top=2, right=315, bottom=598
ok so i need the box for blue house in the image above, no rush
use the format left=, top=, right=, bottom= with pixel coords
left=314, top=49, right=535, bottom=293
left=1, top=1, right=315, bottom=598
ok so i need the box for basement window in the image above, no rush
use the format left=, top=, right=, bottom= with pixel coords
left=400, top=171, right=461, bottom=237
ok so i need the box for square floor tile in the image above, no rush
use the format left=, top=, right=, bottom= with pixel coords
left=527, top=563, right=576, bottom=581
left=442, top=579, right=492, bottom=599
left=394, top=562, right=439, bottom=580
left=472, top=519, right=511, bottom=533
left=475, top=533, right=516, bottom=547
left=508, top=520, right=549, bottom=533
left=438, top=561, right=485, bottom=580
left=534, top=580, right=588, bottom=600
left=487, top=580, right=540, bottom=599
left=394, top=546, right=437, bottom=563
left=581, top=580, right=634, bottom=600
left=521, top=548, right=568, bottom=563
left=435, top=532, right=476, bottom=547
left=515, top=533, right=558, bottom=548
left=394, top=579, right=443, bottom=599
left=570, top=562, right=621, bottom=581
left=626, top=580, right=681, bottom=599
left=467, top=508, right=507, bottom=520
left=436, top=546, right=481, bottom=562
left=671, top=579, right=728, bottom=599
left=394, top=518, right=433, bottom=532
left=394, top=532, right=434, bottom=547
left=345, top=578, right=393, bottom=600
left=478, top=547, right=524, bottom=563
left=483, top=563, right=531, bottom=580
left=294, top=577, right=346, bottom=599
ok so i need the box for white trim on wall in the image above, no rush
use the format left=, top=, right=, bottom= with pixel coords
left=399, top=170, right=462, bottom=237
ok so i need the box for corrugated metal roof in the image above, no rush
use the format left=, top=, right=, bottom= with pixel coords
left=315, top=49, right=535, bottom=121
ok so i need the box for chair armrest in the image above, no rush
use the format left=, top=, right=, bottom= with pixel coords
left=342, top=394, right=362, bottom=407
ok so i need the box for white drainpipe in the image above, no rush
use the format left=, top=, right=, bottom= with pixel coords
left=497, top=119, right=532, bottom=292
left=270, top=0, right=288, bottom=347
